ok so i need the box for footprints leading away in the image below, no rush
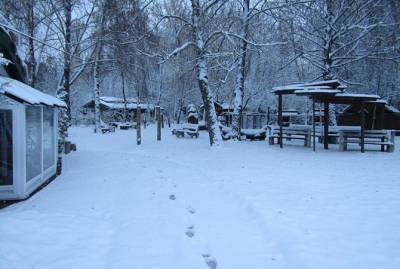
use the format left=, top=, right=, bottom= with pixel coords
left=186, top=206, right=196, bottom=214
left=167, top=193, right=218, bottom=269
left=202, top=253, right=218, bottom=269
left=185, top=225, right=195, bottom=238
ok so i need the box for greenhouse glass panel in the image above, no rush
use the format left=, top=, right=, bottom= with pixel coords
left=43, top=107, right=55, bottom=170
left=26, top=106, right=42, bottom=182
left=0, top=110, right=13, bottom=186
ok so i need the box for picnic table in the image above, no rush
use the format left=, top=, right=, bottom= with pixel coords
left=101, top=125, right=116, bottom=134
left=119, top=122, right=136, bottom=130
left=267, top=124, right=311, bottom=147
left=338, top=128, right=395, bottom=152
left=314, top=125, right=360, bottom=144
left=172, top=123, right=199, bottom=138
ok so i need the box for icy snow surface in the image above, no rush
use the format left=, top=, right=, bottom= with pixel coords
left=0, top=125, right=399, bottom=269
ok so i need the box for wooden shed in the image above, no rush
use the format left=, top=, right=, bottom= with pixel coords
left=338, top=103, right=400, bottom=131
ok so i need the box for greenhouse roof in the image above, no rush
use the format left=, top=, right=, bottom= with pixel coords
left=0, top=76, right=66, bottom=107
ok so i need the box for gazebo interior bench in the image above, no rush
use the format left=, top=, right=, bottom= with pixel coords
left=339, top=129, right=395, bottom=152
left=268, top=125, right=311, bottom=147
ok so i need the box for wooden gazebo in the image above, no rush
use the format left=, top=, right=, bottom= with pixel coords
left=271, top=80, right=385, bottom=152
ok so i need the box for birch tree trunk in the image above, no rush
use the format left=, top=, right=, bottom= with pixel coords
left=57, top=0, right=72, bottom=152
left=93, top=1, right=106, bottom=133
left=324, top=0, right=337, bottom=126
left=93, top=46, right=101, bottom=132
left=191, top=0, right=221, bottom=146
left=121, top=70, right=128, bottom=122
left=26, top=0, right=36, bottom=87
left=231, top=0, right=250, bottom=140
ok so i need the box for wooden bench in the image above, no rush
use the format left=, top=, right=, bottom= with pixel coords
left=268, top=124, right=311, bottom=147
left=315, top=126, right=360, bottom=144
left=101, top=125, right=116, bottom=133
left=339, top=129, right=395, bottom=152
left=219, top=125, right=266, bottom=141
left=172, top=123, right=199, bottom=138
left=240, top=129, right=266, bottom=141
left=119, top=123, right=135, bottom=130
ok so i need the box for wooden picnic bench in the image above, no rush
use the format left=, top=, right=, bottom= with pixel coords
left=339, top=129, right=395, bottom=152
left=315, top=126, right=361, bottom=144
left=172, top=123, right=199, bottom=138
left=101, top=125, right=116, bottom=134
left=268, top=124, right=311, bottom=147
left=240, top=129, right=267, bottom=141
left=219, top=125, right=266, bottom=141
left=119, top=123, right=136, bottom=130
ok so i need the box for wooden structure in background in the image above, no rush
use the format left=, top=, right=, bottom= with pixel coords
left=272, top=80, right=386, bottom=153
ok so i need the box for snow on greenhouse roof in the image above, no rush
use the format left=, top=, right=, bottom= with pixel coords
left=0, top=76, right=66, bottom=107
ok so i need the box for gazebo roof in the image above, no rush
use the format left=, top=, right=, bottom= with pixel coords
left=271, top=79, right=346, bottom=94
left=312, top=93, right=382, bottom=104
left=272, top=80, right=382, bottom=105
left=0, top=76, right=66, bottom=107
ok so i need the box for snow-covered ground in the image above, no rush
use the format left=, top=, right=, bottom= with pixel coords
left=1, top=125, right=399, bottom=269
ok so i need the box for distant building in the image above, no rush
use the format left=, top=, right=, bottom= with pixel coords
left=81, top=96, right=160, bottom=124
left=338, top=103, right=400, bottom=130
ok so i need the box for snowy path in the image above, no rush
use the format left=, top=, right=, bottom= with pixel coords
left=0, top=126, right=399, bottom=269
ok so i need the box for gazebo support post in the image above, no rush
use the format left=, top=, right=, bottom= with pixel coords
left=360, top=102, right=365, bottom=153
left=278, top=93, right=283, bottom=148
left=323, top=101, right=329, bottom=149
left=312, top=98, right=316, bottom=152
left=379, top=103, right=385, bottom=130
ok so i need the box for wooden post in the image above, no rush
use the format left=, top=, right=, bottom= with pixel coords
left=379, top=103, right=385, bottom=129
left=156, top=106, right=161, bottom=141
left=360, top=102, right=365, bottom=153
left=161, top=114, right=164, bottom=128
left=323, top=101, right=329, bottom=150
left=278, top=94, right=283, bottom=148
left=312, top=98, right=316, bottom=152
left=168, top=117, right=171, bottom=128
left=267, top=106, right=270, bottom=125
left=136, top=108, right=141, bottom=145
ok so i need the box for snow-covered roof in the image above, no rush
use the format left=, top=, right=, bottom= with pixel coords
left=221, top=102, right=232, bottom=110
left=294, top=89, right=343, bottom=95
left=301, top=79, right=346, bottom=88
left=386, top=105, right=400, bottom=113
left=283, top=112, right=301, bottom=116
left=272, top=79, right=346, bottom=93
left=0, top=76, right=66, bottom=107
left=100, top=96, right=137, bottom=103
left=100, top=100, right=148, bottom=109
left=334, top=93, right=380, bottom=99
left=83, top=96, right=160, bottom=110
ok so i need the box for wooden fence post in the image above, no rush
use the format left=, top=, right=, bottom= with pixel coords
left=156, top=106, right=161, bottom=141
left=136, top=109, right=141, bottom=145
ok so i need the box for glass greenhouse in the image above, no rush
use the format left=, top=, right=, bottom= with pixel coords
left=0, top=76, right=65, bottom=200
